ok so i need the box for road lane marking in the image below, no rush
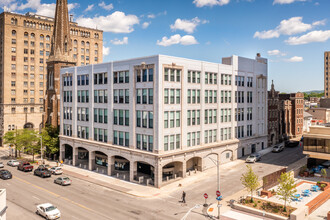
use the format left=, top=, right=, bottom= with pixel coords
left=32, top=196, right=40, bottom=200
left=12, top=176, right=111, bottom=219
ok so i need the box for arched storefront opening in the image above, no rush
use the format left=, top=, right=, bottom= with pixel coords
left=186, top=157, right=202, bottom=172
left=162, top=161, right=183, bottom=182
left=135, top=161, right=154, bottom=185
left=76, top=147, right=89, bottom=169
left=94, top=151, right=108, bottom=174
left=111, top=156, right=130, bottom=181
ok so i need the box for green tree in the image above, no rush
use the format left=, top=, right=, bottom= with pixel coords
left=40, top=125, right=59, bottom=159
left=17, top=129, right=39, bottom=162
left=321, top=169, right=327, bottom=182
left=240, top=165, right=260, bottom=202
left=3, top=131, right=17, bottom=157
left=276, top=172, right=297, bottom=212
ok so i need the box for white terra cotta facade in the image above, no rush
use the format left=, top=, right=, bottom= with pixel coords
left=59, top=54, right=268, bottom=188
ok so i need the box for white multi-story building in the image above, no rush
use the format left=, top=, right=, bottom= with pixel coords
left=59, top=54, right=268, bottom=188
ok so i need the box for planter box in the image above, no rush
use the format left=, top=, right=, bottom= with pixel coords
left=261, top=190, right=273, bottom=198
left=316, top=182, right=329, bottom=191
left=231, top=203, right=288, bottom=220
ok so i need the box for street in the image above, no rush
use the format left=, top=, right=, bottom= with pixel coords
left=0, top=146, right=304, bottom=220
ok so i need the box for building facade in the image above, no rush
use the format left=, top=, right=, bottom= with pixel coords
left=303, top=125, right=330, bottom=161
left=325, top=51, right=329, bottom=98
left=59, top=54, right=268, bottom=188
left=307, top=108, right=330, bottom=124
left=268, top=80, right=281, bottom=146
left=0, top=10, right=103, bottom=145
left=279, top=93, right=304, bottom=139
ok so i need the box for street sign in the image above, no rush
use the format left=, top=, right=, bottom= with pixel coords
left=204, top=193, right=208, bottom=199
left=216, top=190, right=221, bottom=197
left=216, top=196, right=222, bottom=201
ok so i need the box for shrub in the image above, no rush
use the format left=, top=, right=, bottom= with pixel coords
left=267, top=202, right=271, bottom=206
left=257, top=201, right=261, bottom=203
left=273, top=208, right=279, bottom=213
left=321, top=184, right=326, bottom=188
left=317, top=181, right=321, bottom=185
left=253, top=203, right=257, bottom=207
left=280, top=206, right=283, bottom=209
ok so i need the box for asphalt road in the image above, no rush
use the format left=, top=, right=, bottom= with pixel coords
left=0, top=146, right=304, bottom=220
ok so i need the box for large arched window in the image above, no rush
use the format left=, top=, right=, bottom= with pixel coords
left=31, top=33, right=35, bottom=39
left=86, top=41, right=90, bottom=47
left=24, top=32, right=28, bottom=38
left=12, top=30, right=16, bottom=37
left=81, top=41, right=85, bottom=47
left=46, top=35, right=50, bottom=41
left=94, top=43, right=98, bottom=49
left=40, top=34, right=44, bottom=41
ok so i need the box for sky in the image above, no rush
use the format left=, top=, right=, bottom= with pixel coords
left=1, top=0, right=330, bottom=93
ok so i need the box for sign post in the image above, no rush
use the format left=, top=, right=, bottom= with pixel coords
left=203, top=193, right=208, bottom=206
left=216, top=191, right=222, bottom=219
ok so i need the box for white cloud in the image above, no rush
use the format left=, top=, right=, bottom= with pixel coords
left=254, top=17, right=324, bottom=39
left=84, top=4, right=94, bottom=12
left=157, top=34, right=198, bottom=47
left=111, top=37, right=128, bottom=45
left=286, top=56, right=303, bottom=62
left=142, top=22, right=151, bottom=29
left=147, top=14, right=156, bottom=19
left=98, top=1, right=113, bottom=11
left=170, top=17, right=208, bottom=34
left=103, top=46, right=110, bottom=56
left=193, top=0, right=230, bottom=7
left=273, top=0, right=306, bottom=5
left=285, top=30, right=330, bottom=45
left=312, top=19, right=326, bottom=26
left=267, top=50, right=286, bottom=56
left=76, top=11, right=139, bottom=33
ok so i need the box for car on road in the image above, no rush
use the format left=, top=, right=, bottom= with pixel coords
left=17, top=162, right=34, bottom=172
left=285, top=141, right=300, bottom=147
left=321, top=160, right=330, bottom=168
left=36, top=203, right=61, bottom=219
left=246, top=153, right=261, bottom=163
left=49, top=167, right=63, bottom=175
left=38, top=164, right=51, bottom=170
left=7, top=160, right=19, bottom=167
left=0, top=170, right=12, bottom=180
left=272, top=144, right=284, bottom=153
left=0, top=162, right=4, bottom=168
left=34, top=168, right=52, bottom=178
left=54, top=177, right=72, bottom=186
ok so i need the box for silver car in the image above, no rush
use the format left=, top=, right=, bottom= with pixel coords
left=0, top=162, right=4, bottom=168
left=54, top=177, right=72, bottom=186
left=7, top=160, right=19, bottom=166
left=246, top=153, right=261, bottom=163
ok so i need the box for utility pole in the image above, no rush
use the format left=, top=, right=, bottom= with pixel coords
left=208, top=157, right=221, bottom=219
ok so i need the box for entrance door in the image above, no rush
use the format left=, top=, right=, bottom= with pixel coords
left=251, top=144, right=256, bottom=153
left=242, top=148, right=245, bottom=157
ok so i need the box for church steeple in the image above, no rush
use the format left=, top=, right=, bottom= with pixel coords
left=49, top=0, right=72, bottom=62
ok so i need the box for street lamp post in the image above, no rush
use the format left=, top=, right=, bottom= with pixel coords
left=181, top=204, right=201, bottom=220
left=208, top=157, right=221, bottom=219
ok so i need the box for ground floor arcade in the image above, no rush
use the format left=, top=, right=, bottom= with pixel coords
left=60, top=135, right=267, bottom=188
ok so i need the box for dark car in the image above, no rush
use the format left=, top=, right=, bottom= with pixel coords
left=285, top=141, right=300, bottom=147
left=17, top=162, right=34, bottom=172
left=34, top=168, right=52, bottom=178
left=0, top=170, right=12, bottom=180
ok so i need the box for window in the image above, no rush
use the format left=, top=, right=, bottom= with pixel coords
left=136, top=111, right=153, bottom=129
left=94, top=90, right=108, bottom=104
left=205, top=72, right=217, bottom=84
left=113, top=131, right=129, bottom=147
left=77, top=126, right=89, bottom=139
left=94, top=72, right=108, bottom=85
left=164, top=68, right=181, bottom=82
left=113, top=109, right=127, bottom=126
left=164, top=111, right=180, bottom=128
left=235, top=76, right=245, bottom=87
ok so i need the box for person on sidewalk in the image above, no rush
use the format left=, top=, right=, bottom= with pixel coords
left=182, top=191, right=186, bottom=203
left=60, top=160, right=63, bottom=166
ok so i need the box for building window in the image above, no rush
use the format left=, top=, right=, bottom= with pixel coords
left=94, top=72, right=108, bottom=85
left=164, top=68, right=181, bottom=82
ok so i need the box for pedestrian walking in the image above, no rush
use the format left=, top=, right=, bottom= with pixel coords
left=182, top=191, right=186, bottom=203
left=60, top=160, right=63, bottom=166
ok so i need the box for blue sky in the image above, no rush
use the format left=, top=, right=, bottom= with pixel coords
left=1, top=0, right=330, bottom=93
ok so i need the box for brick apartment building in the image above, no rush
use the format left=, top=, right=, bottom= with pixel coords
left=0, top=2, right=103, bottom=145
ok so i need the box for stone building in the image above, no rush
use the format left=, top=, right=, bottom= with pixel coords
left=279, top=93, right=304, bottom=139
left=0, top=1, right=103, bottom=145
left=59, top=54, right=268, bottom=188
left=267, top=80, right=281, bottom=146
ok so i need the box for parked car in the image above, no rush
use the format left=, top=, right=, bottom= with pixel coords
left=34, top=168, right=52, bottom=178
left=54, top=177, right=71, bottom=186
left=17, top=162, right=34, bottom=172
left=285, top=141, right=300, bottom=147
left=321, top=160, right=330, bottom=168
left=272, top=144, right=284, bottom=153
left=36, top=203, right=61, bottom=219
left=0, top=170, right=12, bottom=180
left=7, top=160, right=19, bottom=167
left=246, top=153, right=261, bottom=163
left=49, top=167, right=63, bottom=175
left=0, top=162, right=4, bottom=168
left=38, top=164, right=51, bottom=170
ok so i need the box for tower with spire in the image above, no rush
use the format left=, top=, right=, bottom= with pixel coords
left=44, top=0, right=76, bottom=128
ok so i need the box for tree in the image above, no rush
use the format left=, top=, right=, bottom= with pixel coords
left=3, top=131, right=17, bottom=157
left=16, top=129, right=39, bottom=162
left=240, top=165, right=260, bottom=202
left=276, top=172, right=297, bottom=212
left=321, top=169, right=327, bottom=182
left=40, top=125, right=59, bottom=159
